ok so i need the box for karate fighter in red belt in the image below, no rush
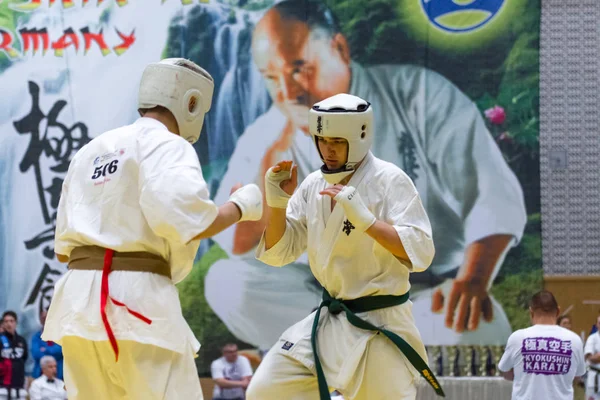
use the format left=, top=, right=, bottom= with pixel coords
left=43, top=58, right=263, bottom=400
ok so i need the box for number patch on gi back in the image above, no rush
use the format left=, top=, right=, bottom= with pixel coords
left=92, top=159, right=119, bottom=179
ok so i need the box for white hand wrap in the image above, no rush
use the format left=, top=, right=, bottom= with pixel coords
left=265, top=167, right=292, bottom=209
left=229, top=184, right=263, bottom=222
left=334, top=186, right=376, bottom=232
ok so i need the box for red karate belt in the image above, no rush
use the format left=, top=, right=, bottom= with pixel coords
left=101, top=249, right=152, bottom=361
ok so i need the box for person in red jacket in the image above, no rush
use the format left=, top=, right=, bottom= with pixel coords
left=0, top=311, right=29, bottom=399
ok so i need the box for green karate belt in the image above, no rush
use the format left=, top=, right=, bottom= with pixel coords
left=310, top=289, right=445, bottom=398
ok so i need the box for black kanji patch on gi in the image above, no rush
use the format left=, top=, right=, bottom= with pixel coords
left=282, top=341, right=294, bottom=350
left=342, top=219, right=355, bottom=236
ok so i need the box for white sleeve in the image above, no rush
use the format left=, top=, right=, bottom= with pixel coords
left=419, top=69, right=527, bottom=246
left=211, top=359, right=224, bottom=380
left=498, top=332, right=519, bottom=372
left=585, top=334, right=596, bottom=356
left=255, top=180, right=308, bottom=267
left=240, top=356, right=253, bottom=377
left=28, top=380, right=42, bottom=400
left=54, top=171, right=71, bottom=256
left=54, top=149, right=79, bottom=256
left=575, top=337, right=587, bottom=377
left=139, top=135, right=218, bottom=244
left=384, top=171, right=434, bottom=272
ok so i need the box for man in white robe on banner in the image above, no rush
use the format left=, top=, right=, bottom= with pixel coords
left=246, top=93, right=444, bottom=400
left=42, top=58, right=264, bottom=400
left=205, top=0, right=527, bottom=351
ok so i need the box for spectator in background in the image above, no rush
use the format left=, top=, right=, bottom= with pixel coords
left=28, top=356, right=67, bottom=400
left=557, top=314, right=586, bottom=389
left=584, top=315, right=600, bottom=400
left=558, top=315, right=573, bottom=331
left=499, top=291, right=586, bottom=400
left=591, top=312, right=599, bottom=336
left=211, top=343, right=253, bottom=400
left=31, top=310, right=63, bottom=380
left=0, top=311, right=28, bottom=399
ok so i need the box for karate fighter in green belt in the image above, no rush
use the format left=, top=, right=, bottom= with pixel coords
left=246, top=93, right=444, bottom=399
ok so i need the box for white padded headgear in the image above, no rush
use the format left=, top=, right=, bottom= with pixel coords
left=138, top=58, right=214, bottom=144
left=308, top=93, right=373, bottom=184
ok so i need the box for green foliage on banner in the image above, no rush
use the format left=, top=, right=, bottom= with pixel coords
left=475, top=15, right=540, bottom=213
left=177, top=244, right=254, bottom=375
left=217, top=0, right=275, bottom=11
left=0, top=2, right=14, bottom=31
left=0, top=1, right=16, bottom=71
left=492, top=268, right=543, bottom=331
left=325, top=0, right=424, bottom=67
left=0, top=1, right=38, bottom=72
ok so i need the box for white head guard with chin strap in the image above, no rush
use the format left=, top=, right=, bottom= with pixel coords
left=138, top=58, right=214, bottom=144
left=308, top=93, right=373, bottom=184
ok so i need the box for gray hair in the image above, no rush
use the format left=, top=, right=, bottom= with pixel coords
left=40, top=355, right=56, bottom=369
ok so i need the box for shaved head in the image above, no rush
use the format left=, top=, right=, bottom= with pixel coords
left=252, top=1, right=351, bottom=133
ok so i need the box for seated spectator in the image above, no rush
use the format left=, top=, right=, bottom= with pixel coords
left=28, top=356, right=67, bottom=400
left=499, top=291, right=586, bottom=400
left=31, top=311, right=63, bottom=380
left=211, top=343, right=253, bottom=400
left=0, top=311, right=28, bottom=399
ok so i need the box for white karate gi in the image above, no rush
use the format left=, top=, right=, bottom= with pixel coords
left=205, top=62, right=526, bottom=348
left=43, top=117, right=216, bottom=400
left=585, top=332, right=600, bottom=399
left=246, top=152, right=433, bottom=400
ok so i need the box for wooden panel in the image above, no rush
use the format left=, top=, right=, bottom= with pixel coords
left=544, top=275, right=600, bottom=341
left=200, top=377, right=216, bottom=399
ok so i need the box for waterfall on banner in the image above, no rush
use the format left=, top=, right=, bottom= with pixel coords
left=167, top=4, right=272, bottom=191
left=212, top=11, right=272, bottom=168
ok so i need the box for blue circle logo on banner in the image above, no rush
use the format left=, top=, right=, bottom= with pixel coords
left=421, top=0, right=506, bottom=33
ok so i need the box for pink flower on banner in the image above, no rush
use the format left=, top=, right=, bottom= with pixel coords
left=484, top=105, right=506, bottom=125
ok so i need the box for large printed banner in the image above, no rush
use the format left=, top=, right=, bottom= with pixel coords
left=0, top=0, right=541, bottom=374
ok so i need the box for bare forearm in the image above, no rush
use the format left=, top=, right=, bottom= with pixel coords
left=456, top=234, right=513, bottom=285
left=232, top=218, right=267, bottom=254
left=264, top=207, right=287, bottom=250
left=192, top=202, right=241, bottom=241
left=501, top=369, right=514, bottom=381
left=587, top=353, right=600, bottom=363
left=232, top=191, right=268, bottom=254
left=365, top=220, right=410, bottom=263
left=214, top=378, right=245, bottom=389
